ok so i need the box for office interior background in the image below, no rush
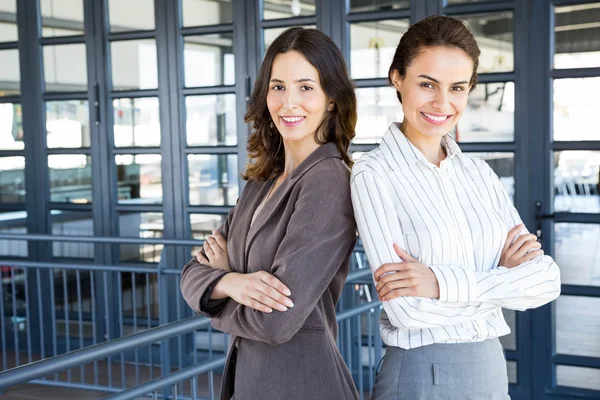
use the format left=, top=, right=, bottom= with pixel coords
left=0, top=0, right=598, bottom=399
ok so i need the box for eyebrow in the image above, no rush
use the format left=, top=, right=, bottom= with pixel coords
left=269, top=78, right=318, bottom=83
left=419, top=74, right=469, bottom=85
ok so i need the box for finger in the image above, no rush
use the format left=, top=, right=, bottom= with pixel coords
left=260, top=273, right=292, bottom=296
left=254, top=285, right=292, bottom=312
left=203, top=240, right=214, bottom=257
left=207, top=236, right=222, bottom=253
left=195, top=250, right=210, bottom=265
left=212, top=230, right=227, bottom=250
left=377, top=280, right=414, bottom=299
left=393, top=243, right=416, bottom=262
left=243, top=297, right=273, bottom=313
left=257, top=283, right=294, bottom=308
left=514, top=240, right=542, bottom=259
left=375, top=270, right=413, bottom=292
left=381, top=288, right=415, bottom=301
left=519, top=249, right=544, bottom=263
left=511, top=234, right=539, bottom=251
left=503, top=224, right=524, bottom=252
left=374, top=263, right=408, bottom=281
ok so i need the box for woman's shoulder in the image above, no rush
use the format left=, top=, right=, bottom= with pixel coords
left=350, top=148, right=388, bottom=182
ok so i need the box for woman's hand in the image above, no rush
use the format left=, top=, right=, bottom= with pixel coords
left=374, top=244, right=440, bottom=301
left=212, top=271, right=295, bottom=313
left=499, top=224, right=544, bottom=268
left=196, top=230, right=230, bottom=271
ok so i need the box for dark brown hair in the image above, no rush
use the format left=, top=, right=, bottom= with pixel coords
left=242, top=27, right=357, bottom=181
left=388, top=15, right=481, bottom=103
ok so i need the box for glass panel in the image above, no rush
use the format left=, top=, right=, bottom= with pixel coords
left=111, top=40, right=158, bottom=90
left=355, top=87, right=403, bottom=144
left=554, top=78, right=600, bottom=141
left=263, top=0, right=315, bottom=19
left=455, top=12, right=514, bottom=73
left=119, top=212, right=163, bottom=263
left=113, top=98, right=160, bottom=147
left=499, top=308, right=517, bottom=351
left=190, top=213, right=227, bottom=240
left=0, top=1, right=18, bottom=42
left=555, top=223, right=600, bottom=287
left=0, top=156, right=25, bottom=203
left=108, top=0, right=155, bottom=32
left=49, top=155, right=92, bottom=203
left=0, top=49, right=20, bottom=96
left=452, top=81, right=514, bottom=143
left=264, top=25, right=316, bottom=52
left=51, top=210, right=93, bottom=259
left=186, top=95, right=237, bottom=146
left=121, top=272, right=157, bottom=320
left=556, top=296, right=600, bottom=358
left=40, top=0, right=84, bottom=37
left=188, top=154, right=238, bottom=206
left=447, top=0, right=498, bottom=3
left=557, top=365, right=600, bottom=391
left=182, top=0, right=232, bottom=27
left=350, top=20, right=409, bottom=79
left=464, top=153, right=514, bottom=202
left=507, top=361, right=517, bottom=384
left=0, top=103, right=24, bottom=150
left=349, top=0, right=409, bottom=13
left=553, top=151, right=600, bottom=213
left=184, top=34, right=235, bottom=87
left=43, top=44, right=87, bottom=92
left=0, top=211, right=27, bottom=257
left=554, top=3, right=600, bottom=69
left=116, top=154, right=162, bottom=204
left=46, top=100, right=90, bottom=148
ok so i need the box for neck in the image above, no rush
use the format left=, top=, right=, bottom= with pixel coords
left=401, top=119, right=447, bottom=167
left=280, top=137, right=321, bottom=178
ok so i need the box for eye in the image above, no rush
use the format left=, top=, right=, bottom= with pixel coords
left=420, top=82, right=435, bottom=89
left=300, top=85, right=313, bottom=91
left=452, top=86, right=466, bottom=92
left=271, top=85, right=284, bottom=91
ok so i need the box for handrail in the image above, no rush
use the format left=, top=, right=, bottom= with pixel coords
left=336, top=300, right=380, bottom=321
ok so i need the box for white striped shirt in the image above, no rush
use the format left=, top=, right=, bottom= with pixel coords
left=350, top=123, right=561, bottom=349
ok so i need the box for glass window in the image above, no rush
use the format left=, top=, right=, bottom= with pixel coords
left=43, top=44, right=88, bottom=92
left=507, top=361, right=517, bottom=384
left=557, top=365, right=600, bottom=391
left=49, top=155, right=92, bottom=203
left=264, top=25, right=316, bottom=52
left=40, top=0, right=84, bottom=37
left=190, top=213, right=227, bottom=240
left=554, top=78, right=600, bottom=141
left=465, top=152, right=515, bottom=202
left=553, top=151, right=600, bottom=213
left=0, top=103, right=24, bottom=150
left=349, top=0, right=409, bottom=13
left=116, top=154, right=162, bottom=204
left=0, top=49, right=20, bottom=96
left=554, top=223, right=600, bottom=287
left=556, top=296, right=600, bottom=358
left=184, top=34, right=235, bottom=87
left=119, top=212, right=163, bottom=263
left=182, top=0, right=232, bottom=27
left=554, top=3, right=600, bottom=69
left=0, top=156, right=25, bottom=203
left=186, top=95, right=237, bottom=146
left=46, top=100, right=90, bottom=148
left=447, top=0, right=499, bottom=3
left=0, top=1, right=18, bottom=42
left=108, top=0, right=155, bottom=32
left=454, top=12, right=514, bottom=73
left=113, top=98, right=160, bottom=147
left=111, top=40, right=158, bottom=90
left=355, top=87, right=403, bottom=144
left=51, top=210, right=94, bottom=259
left=0, top=211, right=27, bottom=257
left=263, top=0, right=315, bottom=20
left=188, top=154, right=238, bottom=206
left=499, top=309, right=516, bottom=351
left=350, top=20, right=409, bottom=79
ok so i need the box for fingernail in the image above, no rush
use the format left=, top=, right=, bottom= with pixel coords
left=287, top=301, right=294, bottom=308
left=278, top=305, right=288, bottom=312
left=285, top=289, right=291, bottom=296
left=266, top=308, right=273, bottom=313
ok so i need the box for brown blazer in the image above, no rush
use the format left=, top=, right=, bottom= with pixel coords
left=180, top=142, right=359, bottom=400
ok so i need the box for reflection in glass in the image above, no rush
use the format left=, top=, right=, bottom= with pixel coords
left=553, top=151, right=600, bottom=213
left=557, top=365, right=600, bottom=391
left=456, top=12, right=513, bottom=73
left=51, top=210, right=93, bottom=259
left=465, top=152, right=514, bottom=201
left=108, top=0, right=155, bottom=32
left=264, top=26, right=316, bottom=52
left=554, top=3, right=600, bottom=69
left=111, top=40, right=158, bottom=90
left=0, top=156, right=25, bottom=203
left=116, top=154, right=162, bottom=204
left=556, top=296, right=600, bottom=359
left=186, top=95, right=236, bottom=146
left=0, top=0, right=18, bottom=41
left=182, top=0, right=232, bottom=27
left=43, top=44, right=87, bottom=92
left=507, top=361, right=517, bottom=384
left=46, top=100, right=90, bottom=148
left=40, top=0, right=84, bottom=37
left=0, top=103, right=24, bottom=150
left=554, top=78, right=600, bottom=141
left=349, top=0, right=408, bottom=13
left=0, top=211, right=27, bottom=257
left=188, top=154, right=238, bottom=206
left=190, top=213, right=227, bottom=240
left=113, top=98, right=160, bottom=147
left=355, top=87, right=403, bottom=144
left=453, top=82, right=514, bottom=143
left=555, top=223, right=600, bottom=287
left=49, top=155, right=92, bottom=203
left=350, top=20, right=409, bottom=79
left=0, top=49, right=20, bottom=96
left=263, top=0, right=315, bottom=19
left=119, top=212, right=163, bottom=263
left=184, top=34, right=234, bottom=87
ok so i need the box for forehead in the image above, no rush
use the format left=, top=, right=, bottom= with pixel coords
left=406, top=46, right=474, bottom=82
left=270, top=50, right=320, bottom=81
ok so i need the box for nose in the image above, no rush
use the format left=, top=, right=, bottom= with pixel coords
left=282, top=88, right=299, bottom=110
left=431, top=90, right=450, bottom=112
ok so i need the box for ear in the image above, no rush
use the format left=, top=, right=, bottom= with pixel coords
left=390, top=69, right=403, bottom=92
left=328, top=100, right=335, bottom=111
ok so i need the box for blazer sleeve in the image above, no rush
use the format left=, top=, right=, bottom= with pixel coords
left=180, top=206, right=235, bottom=318
left=210, top=169, right=356, bottom=346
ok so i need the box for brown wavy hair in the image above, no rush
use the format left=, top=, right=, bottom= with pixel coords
left=242, top=27, right=357, bottom=181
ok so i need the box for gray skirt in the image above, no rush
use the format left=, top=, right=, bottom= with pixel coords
left=371, top=338, right=509, bottom=400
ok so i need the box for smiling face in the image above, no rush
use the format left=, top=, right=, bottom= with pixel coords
left=266, top=50, right=332, bottom=146
left=391, top=46, right=474, bottom=139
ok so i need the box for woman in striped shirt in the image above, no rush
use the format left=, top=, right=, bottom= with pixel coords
left=351, top=16, right=561, bottom=399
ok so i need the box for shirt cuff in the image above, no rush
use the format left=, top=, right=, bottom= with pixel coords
left=199, top=272, right=230, bottom=317
left=429, top=265, right=473, bottom=303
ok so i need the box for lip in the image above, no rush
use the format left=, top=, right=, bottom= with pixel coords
left=280, top=116, right=306, bottom=127
left=420, top=111, right=452, bottom=125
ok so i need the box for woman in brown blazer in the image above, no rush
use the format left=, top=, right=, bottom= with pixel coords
left=180, top=27, right=359, bottom=400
